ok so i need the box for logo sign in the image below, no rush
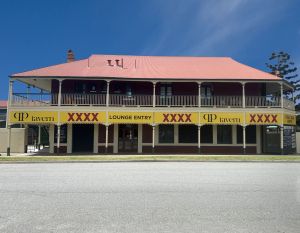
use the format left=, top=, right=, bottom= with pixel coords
left=283, top=114, right=296, bottom=125
left=246, top=113, right=281, bottom=125
left=200, top=112, right=243, bottom=124
left=155, top=112, right=198, bottom=124
left=9, top=111, right=58, bottom=123
left=108, top=112, right=153, bottom=124
left=60, top=112, right=105, bottom=123
left=203, top=114, right=217, bottom=123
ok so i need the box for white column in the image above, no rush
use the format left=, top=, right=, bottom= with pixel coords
left=93, top=124, right=98, bottom=154
left=152, top=82, right=156, bottom=107
left=280, top=125, right=284, bottom=154
left=6, top=80, right=14, bottom=129
left=256, top=125, right=261, bottom=154
left=105, top=124, right=109, bottom=153
left=152, top=124, right=155, bottom=153
left=7, top=125, right=11, bottom=156
left=113, top=124, right=118, bottom=153
left=243, top=125, right=246, bottom=154
left=49, top=124, right=54, bottom=154
left=174, top=124, right=179, bottom=144
left=106, top=81, right=110, bottom=107
left=67, top=124, right=72, bottom=153
left=198, top=83, right=201, bottom=108
left=58, top=80, right=63, bottom=106
left=8, top=80, right=14, bottom=107
left=26, top=85, right=30, bottom=99
left=198, top=125, right=201, bottom=153
left=280, top=82, right=284, bottom=109
left=38, top=125, right=41, bottom=150
left=57, top=125, right=61, bottom=154
left=138, top=124, right=143, bottom=153
left=242, top=82, right=245, bottom=108
left=213, top=125, right=217, bottom=145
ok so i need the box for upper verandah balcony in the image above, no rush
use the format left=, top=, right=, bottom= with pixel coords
left=9, top=80, right=295, bottom=110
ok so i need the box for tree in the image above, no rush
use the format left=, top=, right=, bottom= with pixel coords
left=266, top=51, right=299, bottom=101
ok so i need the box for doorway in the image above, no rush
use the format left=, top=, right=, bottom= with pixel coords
left=72, top=124, right=94, bottom=153
left=118, top=124, right=138, bottom=153
left=262, top=125, right=280, bottom=154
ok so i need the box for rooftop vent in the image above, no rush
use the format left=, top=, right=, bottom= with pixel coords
left=67, top=49, right=75, bottom=62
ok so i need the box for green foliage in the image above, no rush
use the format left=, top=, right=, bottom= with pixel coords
left=266, top=51, right=299, bottom=100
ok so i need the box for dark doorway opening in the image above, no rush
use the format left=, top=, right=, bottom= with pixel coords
left=262, top=125, right=280, bottom=154
left=118, top=124, right=138, bottom=153
left=73, top=124, right=94, bottom=153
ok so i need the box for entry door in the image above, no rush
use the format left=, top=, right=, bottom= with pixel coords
left=73, top=124, right=94, bottom=152
left=118, top=124, right=138, bottom=152
left=262, top=126, right=280, bottom=154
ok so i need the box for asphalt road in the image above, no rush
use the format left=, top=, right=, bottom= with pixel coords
left=0, top=162, right=299, bottom=233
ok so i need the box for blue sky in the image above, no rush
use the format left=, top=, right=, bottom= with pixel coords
left=0, top=0, right=299, bottom=99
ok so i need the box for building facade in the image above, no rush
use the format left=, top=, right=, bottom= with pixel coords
left=7, top=52, right=296, bottom=154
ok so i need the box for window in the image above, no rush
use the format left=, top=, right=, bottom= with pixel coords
left=160, top=83, right=172, bottom=96
left=217, top=125, right=232, bottom=144
left=201, top=85, right=213, bottom=97
left=179, top=125, right=197, bottom=143
left=159, top=125, right=174, bottom=143
left=201, top=125, right=213, bottom=143
left=237, top=125, right=256, bottom=144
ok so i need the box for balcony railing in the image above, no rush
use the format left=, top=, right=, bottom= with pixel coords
left=11, top=93, right=294, bottom=109
left=61, top=93, right=106, bottom=106
left=246, top=96, right=281, bottom=108
left=110, top=95, right=152, bottom=106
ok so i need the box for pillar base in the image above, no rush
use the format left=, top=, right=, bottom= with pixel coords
left=7, top=147, right=10, bottom=156
left=152, top=147, right=155, bottom=154
left=243, top=148, right=246, bottom=155
left=56, top=147, right=60, bottom=154
left=198, top=147, right=201, bottom=154
left=105, top=147, right=108, bottom=154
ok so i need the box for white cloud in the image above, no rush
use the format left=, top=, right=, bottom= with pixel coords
left=141, top=0, right=291, bottom=56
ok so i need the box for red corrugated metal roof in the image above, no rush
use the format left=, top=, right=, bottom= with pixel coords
left=11, top=55, right=280, bottom=81
left=0, top=100, right=7, bottom=108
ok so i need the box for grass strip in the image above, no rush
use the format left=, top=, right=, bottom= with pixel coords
left=0, top=155, right=300, bottom=162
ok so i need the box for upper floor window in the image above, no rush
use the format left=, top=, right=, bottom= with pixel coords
left=160, top=83, right=172, bottom=96
left=201, top=85, right=213, bottom=97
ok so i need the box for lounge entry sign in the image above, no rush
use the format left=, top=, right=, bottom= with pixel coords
left=108, top=112, right=153, bottom=124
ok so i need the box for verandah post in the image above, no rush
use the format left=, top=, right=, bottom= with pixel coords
left=198, top=82, right=201, bottom=108
left=243, top=125, right=246, bottom=154
left=152, top=124, right=155, bottom=153
left=242, top=82, right=245, bottom=108
left=57, top=124, right=61, bottom=154
left=152, top=82, right=156, bottom=107
left=280, top=125, right=284, bottom=155
left=198, top=125, right=201, bottom=154
left=105, top=124, right=109, bottom=154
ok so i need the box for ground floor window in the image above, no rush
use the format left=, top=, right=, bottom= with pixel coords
left=179, top=125, right=197, bottom=143
left=217, top=125, right=232, bottom=144
left=237, top=125, right=256, bottom=144
left=159, top=125, right=174, bottom=143
left=201, top=125, right=213, bottom=143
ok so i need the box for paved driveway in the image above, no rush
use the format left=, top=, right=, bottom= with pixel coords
left=0, top=162, right=299, bottom=233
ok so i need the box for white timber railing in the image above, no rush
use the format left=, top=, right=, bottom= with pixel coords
left=10, top=93, right=295, bottom=109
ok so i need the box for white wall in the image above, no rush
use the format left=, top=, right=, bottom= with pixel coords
left=0, top=128, right=27, bottom=153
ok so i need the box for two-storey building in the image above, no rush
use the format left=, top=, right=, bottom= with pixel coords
left=7, top=51, right=296, bottom=155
